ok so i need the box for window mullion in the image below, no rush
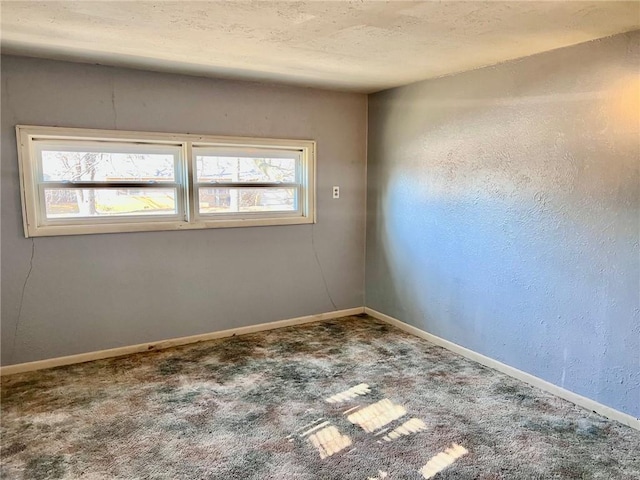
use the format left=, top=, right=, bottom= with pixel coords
left=183, top=142, right=194, bottom=222
left=194, top=182, right=299, bottom=188
left=38, top=182, right=182, bottom=189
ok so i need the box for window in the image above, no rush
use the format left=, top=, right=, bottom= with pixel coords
left=16, top=126, right=316, bottom=237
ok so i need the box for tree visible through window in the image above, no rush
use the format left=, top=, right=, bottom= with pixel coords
left=41, top=149, right=178, bottom=218
left=17, top=126, right=316, bottom=237
left=194, top=150, right=299, bottom=216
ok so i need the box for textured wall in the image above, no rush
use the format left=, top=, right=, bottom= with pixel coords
left=1, top=56, right=367, bottom=365
left=366, top=31, right=639, bottom=417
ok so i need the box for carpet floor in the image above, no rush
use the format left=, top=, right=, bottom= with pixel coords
left=1, top=314, right=639, bottom=479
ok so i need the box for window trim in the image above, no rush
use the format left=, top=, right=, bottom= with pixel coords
left=33, top=140, right=187, bottom=227
left=191, top=144, right=305, bottom=221
left=16, top=125, right=316, bottom=237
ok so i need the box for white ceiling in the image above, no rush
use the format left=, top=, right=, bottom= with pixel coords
left=1, top=1, right=639, bottom=93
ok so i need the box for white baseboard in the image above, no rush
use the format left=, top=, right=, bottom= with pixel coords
left=4, top=304, right=637, bottom=431
left=365, top=307, right=640, bottom=431
left=0, top=307, right=365, bottom=376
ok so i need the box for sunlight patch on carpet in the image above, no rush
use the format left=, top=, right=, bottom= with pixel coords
left=286, top=418, right=326, bottom=442
left=306, top=425, right=353, bottom=459
left=342, top=405, right=362, bottom=415
left=325, top=383, right=371, bottom=403
left=419, top=443, right=468, bottom=479
left=381, top=417, right=427, bottom=442
left=301, top=420, right=331, bottom=437
left=347, top=399, right=407, bottom=433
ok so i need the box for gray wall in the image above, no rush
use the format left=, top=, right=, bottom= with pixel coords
left=366, top=31, right=639, bottom=417
left=1, top=56, right=367, bottom=365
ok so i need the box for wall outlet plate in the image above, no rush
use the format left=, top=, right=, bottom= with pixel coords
left=333, top=186, right=340, bottom=199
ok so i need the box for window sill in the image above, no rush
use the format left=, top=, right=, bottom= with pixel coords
left=25, top=215, right=316, bottom=237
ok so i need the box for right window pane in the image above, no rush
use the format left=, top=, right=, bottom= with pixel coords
left=196, top=155, right=297, bottom=183
left=198, top=187, right=297, bottom=214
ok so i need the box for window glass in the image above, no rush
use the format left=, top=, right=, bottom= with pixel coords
left=196, top=155, right=297, bottom=183
left=41, top=150, right=176, bottom=183
left=43, top=188, right=178, bottom=219
left=198, top=187, right=297, bottom=214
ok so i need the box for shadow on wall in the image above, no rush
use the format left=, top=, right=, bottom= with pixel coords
left=369, top=61, right=640, bottom=417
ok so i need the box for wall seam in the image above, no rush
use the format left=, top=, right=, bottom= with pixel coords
left=363, top=94, right=369, bottom=307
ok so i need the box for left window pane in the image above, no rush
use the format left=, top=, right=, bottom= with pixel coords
left=40, top=149, right=176, bottom=182
left=43, top=188, right=178, bottom=219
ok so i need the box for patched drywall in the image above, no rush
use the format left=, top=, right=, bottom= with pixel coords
left=1, top=56, right=367, bottom=365
left=366, top=31, right=640, bottom=417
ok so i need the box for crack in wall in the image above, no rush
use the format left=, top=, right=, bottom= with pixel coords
left=111, top=79, right=118, bottom=129
left=312, top=224, right=338, bottom=311
left=11, top=238, right=35, bottom=363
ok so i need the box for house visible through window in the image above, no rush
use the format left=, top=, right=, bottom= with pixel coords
left=16, top=126, right=316, bottom=237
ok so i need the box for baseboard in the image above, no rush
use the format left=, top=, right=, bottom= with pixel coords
left=0, top=307, right=365, bottom=376
left=5, top=305, right=637, bottom=431
left=365, top=307, right=640, bottom=431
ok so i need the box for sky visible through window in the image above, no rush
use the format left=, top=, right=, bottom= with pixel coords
left=41, top=150, right=176, bottom=182
left=196, top=155, right=296, bottom=183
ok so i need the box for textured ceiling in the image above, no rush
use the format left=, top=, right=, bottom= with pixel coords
left=1, top=1, right=639, bottom=93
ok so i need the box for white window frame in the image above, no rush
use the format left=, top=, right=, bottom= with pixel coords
left=16, top=125, right=316, bottom=237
